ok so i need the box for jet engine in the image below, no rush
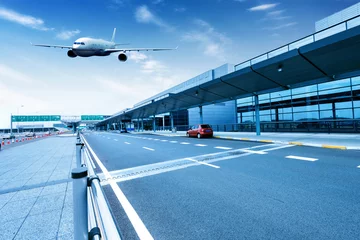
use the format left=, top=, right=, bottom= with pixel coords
left=67, top=50, right=77, bottom=58
left=118, top=53, right=127, bottom=62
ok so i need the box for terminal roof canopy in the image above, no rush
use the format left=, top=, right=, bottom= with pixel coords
left=98, top=24, right=360, bottom=125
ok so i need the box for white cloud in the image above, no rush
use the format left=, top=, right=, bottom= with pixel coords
left=0, top=7, right=53, bottom=31
left=264, top=22, right=297, bottom=30
left=0, top=64, right=33, bottom=83
left=135, top=5, right=173, bottom=31
left=174, top=7, right=186, bottom=12
left=182, top=19, right=231, bottom=61
left=129, top=52, right=148, bottom=63
left=141, top=60, right=167, bottom=74
left=248, top=3, right=278, bottom=11
left=56, top=29, right=81, bottom=40
left=267, top=10, right=285, bottom=16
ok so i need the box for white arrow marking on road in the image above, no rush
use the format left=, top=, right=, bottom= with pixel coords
left=186, top=158, right=220, bottom=169
left=285, top=155, right=318, bottom=161
left=143, top=147, right=155, bottom=151
left=215, top=146, right=232, bottom=150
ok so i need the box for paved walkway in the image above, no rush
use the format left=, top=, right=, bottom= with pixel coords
left=0, top=136, right=76, bottom=239
left=131, top=130, right=360, bottom=150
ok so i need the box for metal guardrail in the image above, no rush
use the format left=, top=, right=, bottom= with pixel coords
left=71, top=133, right=122, bottom=240
left=234, top=15, right=360, bottom=71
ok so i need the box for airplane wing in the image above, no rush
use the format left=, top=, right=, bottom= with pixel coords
left=31, top=43, right=72, bottom=49
left=104, top=47, right=178, bottom=53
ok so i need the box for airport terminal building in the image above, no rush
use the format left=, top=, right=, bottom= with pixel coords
left=97, top=3, right=360, bottom=134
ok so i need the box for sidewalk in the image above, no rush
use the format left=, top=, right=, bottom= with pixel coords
left=0, top=135, right=76, bottom=239
left=131, top=130, right=360, bottom=150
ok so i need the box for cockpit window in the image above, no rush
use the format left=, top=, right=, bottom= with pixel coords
left=73, top=42, right=84, bottom=45
left=81, top=42, right=85, bottom=45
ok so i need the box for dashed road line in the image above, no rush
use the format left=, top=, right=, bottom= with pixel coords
left=180, top=142, right=190, bottom=145
left=285, top=155, right=318, bottom=162
left=195, top=144, right=207, bottom=147
left=143, top=147, right=155, bottom=151
left=124, top=142, right=130, bottom=145
left=114, top=139, right=118, bottom=141
left=215, top=146, right=232, bottom=150
left=240, top=149, right=267, bottom=155
left=161, top=140, right=168, bottom=142
left=170, top=141, right=178, bottom=143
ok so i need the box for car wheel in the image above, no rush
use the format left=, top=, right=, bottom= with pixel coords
left=197, top=133, right=201, bottom=139
left=186, top=132, right=190, bottom=137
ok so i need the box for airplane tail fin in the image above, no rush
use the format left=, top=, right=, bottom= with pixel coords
left=111, top=28, right=116, bottom=42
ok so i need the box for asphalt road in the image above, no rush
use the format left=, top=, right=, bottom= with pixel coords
left=83, top=131, right=360, bottom=240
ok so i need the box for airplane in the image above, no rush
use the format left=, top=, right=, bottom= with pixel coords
left=31, top=28, right=177, bottom=62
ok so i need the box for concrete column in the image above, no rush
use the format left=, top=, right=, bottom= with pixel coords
left=170, top=112, right=174, bottom=130
left=255, top=95, right=261, bottom=136
left=141, top=118, right=144, bottom=131
left=199, top=106, right=203, bottom=124
left=153, top=115, right=156, bottom=132
left=162, top=116, right=165, bottom=130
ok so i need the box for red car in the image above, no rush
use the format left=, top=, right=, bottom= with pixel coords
left=186, top=124, right=213, bottom=138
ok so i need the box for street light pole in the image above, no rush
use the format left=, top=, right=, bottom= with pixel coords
left=16, top=105, right=24, bottom=134
left=10, top=113, right=13, bottom=135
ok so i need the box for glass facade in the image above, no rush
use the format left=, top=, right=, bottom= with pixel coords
left=189, top=100, right=237, bottom=129
left=236, top=77, right=360, bottom=132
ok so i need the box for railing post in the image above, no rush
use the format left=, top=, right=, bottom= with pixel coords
left=76, top=142, right=84, bottom=168
left=72, top=167, right=88, bottom=240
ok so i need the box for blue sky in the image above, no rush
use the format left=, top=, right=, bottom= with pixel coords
left=0, top=0, right=358, bottom=128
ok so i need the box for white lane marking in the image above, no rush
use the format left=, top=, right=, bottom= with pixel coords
left=285, top=155, right=318, bottom=161
left=107, top=138, right=111, bottom=140
left=215, top=146, right=232, bottom=150
left=161, top=140, right=168, bottom=142
left=357, top=165, right=360, bottom=168
left=180, top=142, right=190, bottom=145
left=124, top=142, right=130, bottom=145
left=154, top=139, right=160, bottom=141
left=170, top=141, right=177, bottom=143
left=82, top=137, right=154, bottom=240
left=186, top=158, right=220, bottom=169
left=195, top=144, right=207, bottom=147
left=240, top=149, right=267, bottom=155
left=114, top=139, right=118, bottom=141
left=143, top=147, right=155, bottom=151
left=263, top=144, right=296, bottom=152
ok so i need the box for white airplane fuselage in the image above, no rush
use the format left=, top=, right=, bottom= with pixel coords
left=32, top=28, right=176, bottom=62
left=71, top=37, right=116, bottom=57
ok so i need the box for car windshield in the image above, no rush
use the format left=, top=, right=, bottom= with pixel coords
left=2, top=1, right=360, bottom=239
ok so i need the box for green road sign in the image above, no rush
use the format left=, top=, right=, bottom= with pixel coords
left=12, top=115, right=61, bottom=122
left=81, top=115, right=104, bottom=121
